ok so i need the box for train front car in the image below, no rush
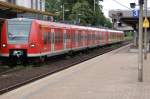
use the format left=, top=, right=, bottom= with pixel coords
left=0, top=18, right=36, bottom=65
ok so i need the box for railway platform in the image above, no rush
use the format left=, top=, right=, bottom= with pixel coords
left=1, top=44, right=150, bottom=99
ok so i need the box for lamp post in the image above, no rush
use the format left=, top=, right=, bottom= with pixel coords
left=77, top=13, right=82, bottom=24
left=94, top=0, right=95, bottom=12
left=62, top=4, right=70, bottom=22
left=144, top=0, right=148, bottom=60
left=62, top=3, right=72, bottom=22
left=62, top=3, right=65, bottom=22
left=130, top=0, right=144, bottom=82
left=138, top=0, right=144, bottom=82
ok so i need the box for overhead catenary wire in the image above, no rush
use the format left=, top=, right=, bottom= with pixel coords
left=134, top=0, right=136, bottom=3
left=112, top=0, right=132, bottom=10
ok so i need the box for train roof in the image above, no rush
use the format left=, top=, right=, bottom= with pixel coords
left=107, top=29, right=124, bottom=33
left=7, top=18, right=33, bottom=22
left=6, top=18, right=123, bottom=33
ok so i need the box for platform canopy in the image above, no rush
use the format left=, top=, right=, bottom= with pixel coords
left=109, top=10, right=150, bottom=30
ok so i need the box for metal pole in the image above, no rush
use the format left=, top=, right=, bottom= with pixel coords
left=94, top=0, right=95, bottom=12
left=62, top=3, right=64, bottom=22
left=144, top=0, right=148, bottom=60
left=138, top=1, right=144, bottom=82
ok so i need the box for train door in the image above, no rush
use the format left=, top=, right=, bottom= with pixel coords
left=84, top=30, right=88, bottom=47
left=85, top=30, right=88, bottom=47
left=106, top=31, right=109, bottom=44
left=84, top=30, right=86, bottom=47
left=70, top=29, right=73, bottom=49
left=89, top=31, right=92, bottom=46
left=115, top=32, right=117, bottom=42
left=41, top=27, right=50, bottom=54
left=102, top=31, right=105, bottom=45
left=108, top=32, right=111, bottom=44
left=112, top=32, right=114, bottom=43
left=54, top=28, right=63, bottom=51
left=81, top=31, right=84, bottom=47
left=95, top=31, right=97, bottom=45
left=87, top=31, right=90, bottom=47
left=85, top=31, right=88, bottom=47
left=99, top=31, right=102, bottom=45
left=63, top=29, right=67, bottom=50
left=47, top=30, right=51, bottom=53
left=71, top=29, right=76, bottom=49
left=92, top=31, right=95, bottom=45
left=66, top=29, right=71, bottom=49
left=78, top=30, right=81, bottom=48
left=75, top=30, right=78, bottom=48
left=98, top=31, right=101, bottom=45
left=96, top=31, right=99, bottom=45
left=82, top=31, right=86, bottom=47
left=51, top=28, right=55, bottom=52
left=94, top=31, right=96, bottom=45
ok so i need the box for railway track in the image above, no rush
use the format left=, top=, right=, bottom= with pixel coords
left=0, top=41, right=130, bottom=94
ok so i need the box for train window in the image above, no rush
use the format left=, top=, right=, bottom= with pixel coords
left=55, top=32, right=59, bottom=43
left=110, top=32, right=112, bottom=40
left=60, top=32, right=63, bottom=43
left=66, top=32, right=70, bottom=42
left=78, top=32, right=81, bottom=42
left=55, top=33, right=57, bottom=43
left=81, top=32, right=84, bottom=41
left=56, top=32, right=58, bottom=43
left=87, top=33, right=90, bottom=41
left=101, top=32, right=102, bottom=40
left=58, top=32, right=61, bottom=43
left=48, top=32, right=51, bottom=44
left=7, top=20, right=31, bottom=44
left=92, top=33, right=95, bottom=40
left=113, top=33, right=115, bottom=40
left=72, top=33, right=76, bottom=43
left=85, top=33, right=87, bottom=41
left=89, top=33, right=92, bottom=41
left=55, top=32, right=62, bottom=43
left=96, top=33, right=99, bottom=40
left=88, top=32, right=91, bottom=41
left=51, top=32, right=55, bottom=44
left=108, top=32, right=110, bottom=40
left=113, top=32, right=115, bottom=40
left=44, top=32, right=48, bottom=44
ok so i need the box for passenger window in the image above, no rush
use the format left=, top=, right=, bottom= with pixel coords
left=72, top=33, right=75, bottom=43
left=55, top=32, right=62, bottom=43
left=55, top=32, right=57, bottom=43
left=48, top=32, right=51, bottom=44
left=78, top=32, right=81, bottom=42
left=44, top=32, right=47, bottom=44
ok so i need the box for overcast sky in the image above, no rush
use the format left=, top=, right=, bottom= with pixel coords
left=101, top=0, right=150, bottom=18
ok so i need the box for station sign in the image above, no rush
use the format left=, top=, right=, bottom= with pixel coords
left=132, top=9, right=139, bottom=17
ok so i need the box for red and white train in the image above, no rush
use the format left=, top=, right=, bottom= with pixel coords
left=0, top=18, right=124, bottom=64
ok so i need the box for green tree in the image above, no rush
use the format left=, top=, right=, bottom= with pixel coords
left=45, top=0, right=61, bottom=13
left=45, top=0, right=112, bottom=28
left=69, top=1, right=94, bottom=25
left=104, top=18, right=112, bottom=28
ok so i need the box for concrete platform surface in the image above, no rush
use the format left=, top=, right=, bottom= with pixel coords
left=1, top=44, right=150, bottom=99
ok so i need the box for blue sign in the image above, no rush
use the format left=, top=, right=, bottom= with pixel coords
left=132, top=9, right=139, bottom=17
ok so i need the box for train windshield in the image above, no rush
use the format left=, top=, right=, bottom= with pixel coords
left=7, top=20, right=31, bottom=44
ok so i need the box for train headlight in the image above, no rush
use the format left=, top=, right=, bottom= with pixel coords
left=30, top=44, right=35, bottom=48
left=2, top=44, right=6, bottom=48
left=18, top=18, right=23, bottom=21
